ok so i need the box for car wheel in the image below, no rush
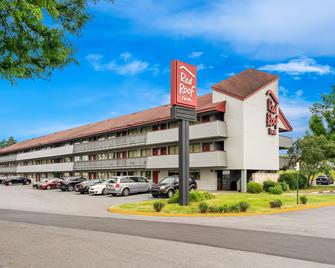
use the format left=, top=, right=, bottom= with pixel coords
left=122, top=188, right=130, bottom=196
left=67, top=185, right=74, bottom=191
left=8, top=182, right=12, bottom=186
left=152, top=194, right=159, bottom=198
left=190, top=186, right=196, bottom=191
left=167, top=189, right=174, bottom=198
left=102, top=189, right=107, bottom=195
left=47, top=185, right=51, bottom=190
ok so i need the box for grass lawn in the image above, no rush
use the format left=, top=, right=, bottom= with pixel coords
left=114, top=192, right=335, bottom=215
left=295, top=185, right=335, bottom=193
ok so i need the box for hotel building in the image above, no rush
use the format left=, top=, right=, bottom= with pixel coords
left=0, top=69, right=293, bottom=191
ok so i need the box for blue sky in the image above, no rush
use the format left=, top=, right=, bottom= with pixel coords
left=1, top=0, right=335, bottom=141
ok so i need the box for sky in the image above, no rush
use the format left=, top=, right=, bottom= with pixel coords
left=0, top=0, right=335, bottom=142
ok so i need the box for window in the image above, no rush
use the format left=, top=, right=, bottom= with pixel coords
left=137, top=177, right=148, bottom=182
left=128, top=129, right=138, bottom=136
left=168, top=146, right=179, bottom=155
left=141, top=126, right=152, bottom=133
left=141, top=149, right=152, bottom=157
left=160, top=123, right=167, bottom=130
left=168, top=121, right=178, bottom=129
left=202, top=143, right=211, bottom=152
left=190, top=143, right=201, bottom=153
left=202, top=115, right=211, bottom=123
left=152, top=125, right=159, bottom=131
left=128, top=150, right=138, bottom=158
left=160, top=147, right=167, bottom=155
left=116, top=151, right=127, bottom=159
left=108, top=152, right=115, bottom=159
left=190, top=171, right=200, bottom=180
left=152, top=148, right=160, bottom=156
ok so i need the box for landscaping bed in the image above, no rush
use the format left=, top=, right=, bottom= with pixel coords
left=109, top=192, right=335, bottom=215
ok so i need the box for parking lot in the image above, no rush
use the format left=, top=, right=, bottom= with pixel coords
left=0, top=184, right=153, bottom=217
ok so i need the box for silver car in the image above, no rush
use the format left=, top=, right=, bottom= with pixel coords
left=106, top=176, right=150, bottom=196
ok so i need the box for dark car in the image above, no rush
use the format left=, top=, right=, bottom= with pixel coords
left=3, top=176, right=31, bottom=186
left=75, top=179, right=105, bottom=194
left=150, top=176, right=197, bottom=198
left=40, top=178, right=62, bottom=190
left=57, top=177, right=86, bottom=191
left=0, top=176, right=6, bottom=184
left=32, top=178, right=49, bottom=189
left=316, top=175, right=334, bottom=185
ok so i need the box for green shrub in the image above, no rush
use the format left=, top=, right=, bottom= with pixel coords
left=228, top=204, right=241, bottom=213
left=280, top=181, right=290, bottom=192
left=167, top=190, right=179, bottom=203
left=300, top=196, right=308, bottom=205
left=269, top=199, right=282, bottom=208
left=247, top=182, right=263, bottom=193
left=198, top=202, right=209, bottom=213
left=278, top=172, right=308, bottom=190
left=239, top=201, right=250, bottom=212
left=168, top=190, right=215, bottom=204
left=153, top=201, right=165, bottom=212
left=190, top=191, right=215, bottom=202
left=219, top=205, right=229, bottom=213
left=269, top=184, right=283, bottom=195
left=263, top=180, right=277, bottom=192
left=208, top=205, right=220, bottom=213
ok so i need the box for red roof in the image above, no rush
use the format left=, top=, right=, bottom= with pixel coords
left=0, top=94, right=225, bottom=154
left=212, top=68, right=278, bottom=100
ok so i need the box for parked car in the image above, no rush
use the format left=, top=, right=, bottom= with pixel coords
left=40, top=178, right=62, bottom=190
left=0, top=176, right=6, bottom=184
left=3, top=176, right=32, bottom=186
left=88, top=180, right=111, bottom=195
left=75, top=179, right=105, bottom=194
left=105, top=176, right=150, bottom=196
left=57, top=177, right=86, bottom=191
left=150, top=176, right=197, bottom=198
left=32, top=179, right=49, bottom=189
left=316, top=175, right=334, bottom=185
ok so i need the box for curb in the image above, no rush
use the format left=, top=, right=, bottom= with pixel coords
left=108, top=202, right=335, bottom=217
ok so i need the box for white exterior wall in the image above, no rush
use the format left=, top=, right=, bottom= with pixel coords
left=244, top=81, right=279, bottom=170
left=213, top=80, right=279, bottom=171
left=213, top=91, right=244, bottom=169
left=198, top=168, right=217, bottom=190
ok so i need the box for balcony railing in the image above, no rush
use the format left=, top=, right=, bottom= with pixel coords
left=73, top=134, right=147, bottom=154
left=73, top=157, right=147, bottom=171
left=16, top=145, right=74, bottom=161
left=0, top=154, right=17, bottom=163
left=146, top=120, right=227, bottom=145
left=16, top=162, right=74, bottom=173
left=0, top=166, right=17, bottom=173
left=146, top=151, right=228, bottom=169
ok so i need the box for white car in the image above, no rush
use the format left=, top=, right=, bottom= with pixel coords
left=89, top=181, right=108, bottom=195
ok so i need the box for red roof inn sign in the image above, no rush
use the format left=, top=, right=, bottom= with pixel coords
left=266, top=90, right=279, bottom=136
left=171, top=60, right=197, bottom=108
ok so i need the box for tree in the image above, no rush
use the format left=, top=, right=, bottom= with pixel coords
left=0, top=0, right=112, bottom=83
left=288, top=135, right=335, bottom=186
left=0, top=136, right=17, bottom=148
left=310, top=85, right=335, bottom=141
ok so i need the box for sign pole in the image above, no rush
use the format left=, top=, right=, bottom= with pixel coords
left=179, top=119, right=190, bottom=206
left=170, top=59, right=197, bottom=207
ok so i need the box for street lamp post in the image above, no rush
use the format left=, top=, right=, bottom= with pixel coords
left=295, top=161, right=300, bottom=205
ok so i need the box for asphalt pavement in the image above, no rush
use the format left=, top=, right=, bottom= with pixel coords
left=0, top=208, right=335, bottom=265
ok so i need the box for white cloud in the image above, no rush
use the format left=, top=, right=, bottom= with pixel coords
left=295, top=89, right=303, bottom=97
left=86, top=53, right=149, bottom=75
left=225, top=72, right=235, bottom=77
left=95, top=0, right=335, bottom=59
left=189, top=51, right=203, bottom=58
left=259, top=57, right=333, bottom=76
left=279, top=86, right=288, bottom=97
left=197, top=64, right=213, bottom=71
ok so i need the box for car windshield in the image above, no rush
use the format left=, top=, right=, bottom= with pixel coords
left=160, top=177, right=176, bottom=184
left=108, top=178, right=118, bottom=184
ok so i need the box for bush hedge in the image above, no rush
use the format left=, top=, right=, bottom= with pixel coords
left=239, top=201, right=250, bottom=212
left=153, top=201, right=165, bottom=212
left=300, top=196, right=308, bottom=205
left=168, top=190, right=215, bottom=204
left=269, top=199, right=282, bottom=208
left=263, top=180, right=277, bottom=192
left=247, top=182, right=263, bottom=193
left=269, top=184, right=283, bottom=195
left=198, top=202, right=209, bottom=213
left=278, top=172, right=308, bottom=189
left=280, top=181, right=290, bottom=192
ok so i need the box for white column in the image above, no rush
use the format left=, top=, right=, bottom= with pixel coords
left=241, top=169, right=247, bottom=192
